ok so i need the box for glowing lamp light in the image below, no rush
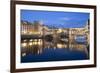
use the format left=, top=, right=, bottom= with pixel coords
left=29, top=39, right=33, bottom=42
left=57, top=29, right=62, bottom=33
left=34, top=41, right=37, bottom=45
left=22, top=43, right=27, bottom=47
left=29, top=42, right=33, bottom=46
left=38, top=41, right=41, bottom=45
left=57, top=44, right=62, bottom=48
left=22, top=53, right=26, bottom=57
left=22, top=31, right=27, bottom=34
left=23, top=39, right=27, bottom=42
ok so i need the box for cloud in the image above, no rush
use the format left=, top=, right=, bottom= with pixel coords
left=60, top=17, right=70, bottom=21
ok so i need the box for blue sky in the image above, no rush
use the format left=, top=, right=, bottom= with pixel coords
left=21, top=10, right=90, bottom=28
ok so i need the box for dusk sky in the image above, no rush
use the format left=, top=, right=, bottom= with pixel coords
left=21, top=10, right=90, bottom=28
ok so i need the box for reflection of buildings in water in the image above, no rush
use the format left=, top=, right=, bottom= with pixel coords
left=21, top=20, right=90, bottom=58
left=21, top=39, right=43, bottom=57
left=21, top=39, right=89, bottom=58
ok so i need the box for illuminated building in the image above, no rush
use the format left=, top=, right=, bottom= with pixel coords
left=21, top=21, right=43, bottom=36
left=21, top=20, right=90, bottom=55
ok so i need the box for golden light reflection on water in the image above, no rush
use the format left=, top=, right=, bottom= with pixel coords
left=21, top=42, right=27, bottom=47
left=21, top=39, right=42, bottom=47
left=21, top=39, right=89, bottom=57
left=57, top=44, right=68, bottom=48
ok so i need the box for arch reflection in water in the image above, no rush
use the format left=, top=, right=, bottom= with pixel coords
left=21, top=38, right=89, bottom=63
